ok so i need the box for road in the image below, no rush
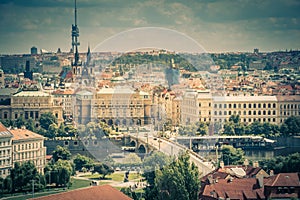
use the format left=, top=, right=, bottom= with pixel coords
left=129, top=132, right=215, bottom=176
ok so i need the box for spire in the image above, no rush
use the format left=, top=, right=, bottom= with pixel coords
left=86, top=44, right=91, bottom=66
left=71, top=0, right=80, bottom=53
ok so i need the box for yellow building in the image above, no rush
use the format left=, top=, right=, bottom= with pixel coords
left=52, top=89, right=74, bottom=118
left=11, top=128, right=46, bottom=174
left=0, top=123, right=13, bottom=178
left=181, top=89, right=212, bottom=125
left=277, top=95, right=300, bottom=123
left=0, top=90, right=63, bottom=127
left=212, top=96, right=278, bottom=124
left=153, top=89, right=181, bottom=126
left=94, top=87, right=151, bottom=126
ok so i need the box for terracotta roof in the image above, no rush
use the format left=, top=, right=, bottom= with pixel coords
left=10, top=128, right=44, bottom=141
left=52, top=89, right=74, bottom=95
left=0, top=122, right=13, bottom=138
left=265, top=173, right=300, bottom=187
left=30, top=185, right=132, bottom=200
left=202, top=178, right=264, bottom=200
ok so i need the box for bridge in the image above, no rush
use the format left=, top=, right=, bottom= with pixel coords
left=125, top=132, right=215, bottom=176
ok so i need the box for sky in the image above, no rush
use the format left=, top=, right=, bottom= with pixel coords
left=0, top=0, right=299, bottom=54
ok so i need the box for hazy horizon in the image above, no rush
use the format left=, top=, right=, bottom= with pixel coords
left=0, top=0, right=299, bottom=54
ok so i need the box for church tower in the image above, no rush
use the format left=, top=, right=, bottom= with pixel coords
left=71, top=0, right=82, bottom=77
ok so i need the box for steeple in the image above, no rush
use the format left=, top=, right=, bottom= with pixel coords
left=86, top=44, right=91, bottom=66
left=72, top=0, right=81, bottom=76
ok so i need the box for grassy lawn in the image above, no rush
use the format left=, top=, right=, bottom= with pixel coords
left=81, top=172, right=142, bottom=182
left=1, top=178, right=91, bottom=200
left=69, top=178, right=91, bottom=190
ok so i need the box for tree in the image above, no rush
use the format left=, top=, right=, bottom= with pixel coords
left=93, top=163, right=114, bottom=179
left=8, top=161, right=44, bottom=193
left=145, top=151, right=200, bottom=200
left=45, top=159, right=74, bottom=187
left=120, top=187, right=138, bottom=200
left=39, top=112, right=57, bottom=130
left=123, top=153, right=142, bottom=165
left=143, top=151, right=171, bottom=196
left=152, top=152, right=200, bottom=200
left=281, top=116, right=300, bottom=136
left=259, top=153, right=300, bottom=173
left=47, top=123, right=58, bottom=139
left=221, top=145, right=245, bottom=166
left=52, top=145, right=71, bottom=162
left=196, top=122, right=208, bottom=136
left=73, top=154, right=94, bottom=171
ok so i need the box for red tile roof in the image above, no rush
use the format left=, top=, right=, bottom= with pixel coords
left=265, top=173, right=300, bottom=187
left=30, top=185, right=132, bottom=200
left=202, top=178, right=264, bottom=200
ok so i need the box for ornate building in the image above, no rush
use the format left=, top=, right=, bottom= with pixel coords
left=0, top=89, right=63, bottom=127
left=94, top=87, right=151, bottom=126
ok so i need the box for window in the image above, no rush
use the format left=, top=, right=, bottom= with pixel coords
left=224, top=104, right=227, bottom=108
left=243, top=104, right=246, bottom=108
left=258, top=104, right=261, bottom=108
left=253, top=104, right=256, bottom=108
left=219, top=104, right=222, bottom=109
left=248, top=111, right=251, bottom=115
left=233, top=104, right=236, bottom=109
left=249, top=104, right=252, bottom=109
left=263, top=103, right=266, bottom=108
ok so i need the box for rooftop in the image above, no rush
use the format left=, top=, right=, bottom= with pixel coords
left=0, top=122, right=13, bottom=138
left=13, top=91, right=50, bottom=97
left=10, top=128, right=44, bottom=141
left=29, top=185, right=132, bottom=200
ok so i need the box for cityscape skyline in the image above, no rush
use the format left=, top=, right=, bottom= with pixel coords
left=0, top=0, right=300, bottom=54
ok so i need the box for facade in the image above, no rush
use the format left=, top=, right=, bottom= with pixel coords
left=0, top=90, right=63, bottom=127
left=153, top=89, right=180, bottom=126
left=277, top=95, right=300, bottom=123
left=0, top=123, right=13, bottom=179
left=181, top=89, right=281, bottom=126
left=94, top=87, right=151, bottom=126
left=212, top=95, right=278, bottom=124
left=181, top=89, right=212, bottom=125
left=73, top=90, right=94, bottom=125
left=52, top=89, right=74, bottom=118
left=0, top=68, right=4, bottom=88
left=10, top=128, right=46, bottom=174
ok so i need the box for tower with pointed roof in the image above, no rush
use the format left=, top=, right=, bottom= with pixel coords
left=71, top=0, right=82, bottom=77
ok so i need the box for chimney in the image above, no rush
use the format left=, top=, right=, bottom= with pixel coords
left=253, top=161, right=259, bottom=168
left=208, top=175, right=214, bottom=184
left=269, top=170, right=274, bottom=176
left=220, top=161, right=224, bottom=169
